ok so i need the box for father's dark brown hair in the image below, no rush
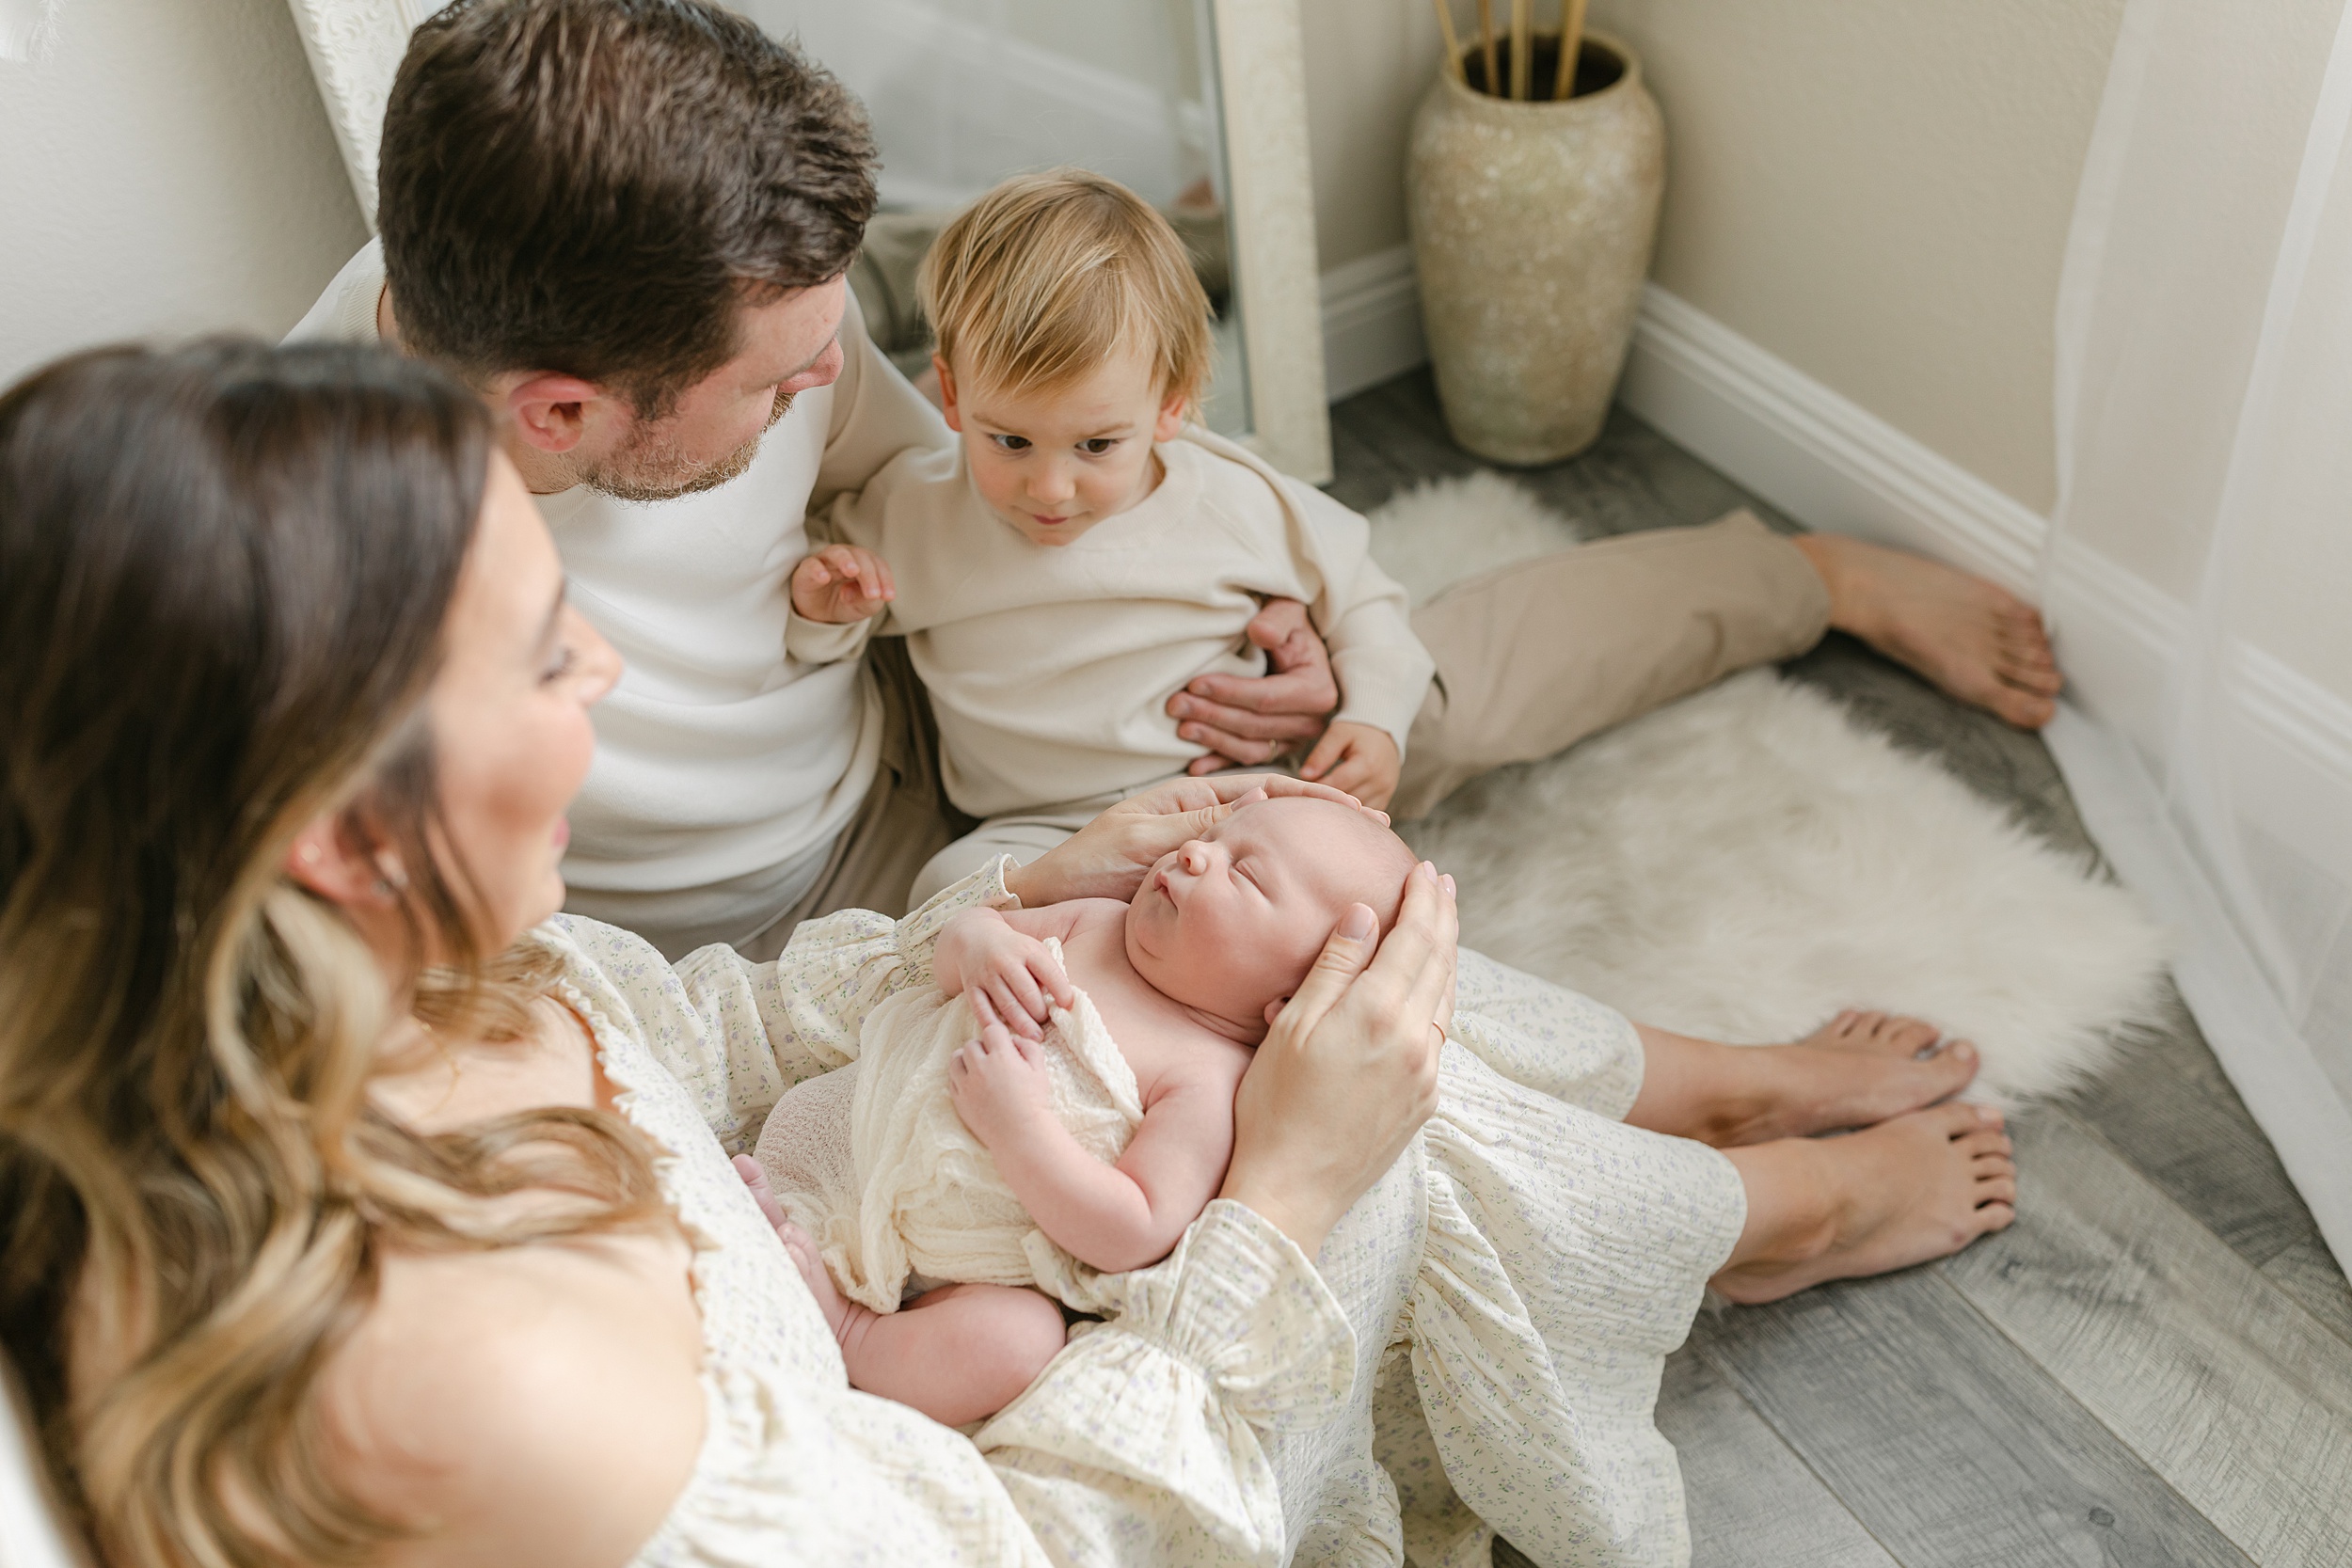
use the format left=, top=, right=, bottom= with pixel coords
left=378, top=0, right=878, bottom=416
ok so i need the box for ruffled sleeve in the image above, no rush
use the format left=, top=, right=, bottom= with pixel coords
left=550, top=859, right=1020, bottom=1154
left=976, top=1200, right=1357, bottom=1567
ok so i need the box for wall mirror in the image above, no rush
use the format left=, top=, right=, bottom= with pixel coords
left=285, top=0, right=1332, bottom=479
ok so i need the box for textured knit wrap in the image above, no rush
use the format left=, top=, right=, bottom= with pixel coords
left=757, top=939, right=1143, bottom=1314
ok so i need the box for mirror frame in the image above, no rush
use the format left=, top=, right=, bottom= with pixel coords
left=284, top=0, right=1333, bottom=481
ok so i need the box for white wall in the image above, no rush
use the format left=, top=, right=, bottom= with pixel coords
left=1593, top=0, right=2126, bottom=515
left=0, top=0, right=367, bottom=387
left=1297, top=0, right=1438, bottom=273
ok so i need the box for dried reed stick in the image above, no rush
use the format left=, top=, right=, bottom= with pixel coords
left=1475, top=0, right=1500, bottom=96
left=1552, top=0, right=1588, bottom=100
left=1510, top=0, right=1532, bottom=99
left=1430, top=0, right=1467, bottom=84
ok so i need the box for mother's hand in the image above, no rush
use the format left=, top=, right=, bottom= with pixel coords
left=1219, top=862, right=1459, bottom=1257
left=1004, top=774, right=1389, bottom=906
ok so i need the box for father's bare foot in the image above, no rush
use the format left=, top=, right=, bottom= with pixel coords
left=1723, top=1010, right=1979, bottom=1144
left=734, top=1153, right=863, bottom=1342
left=1793, top=533, right=2062, bottom=728
left=1713, top=1104, right=2016, bottom=1303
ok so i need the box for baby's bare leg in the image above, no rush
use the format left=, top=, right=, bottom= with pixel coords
left=837, top=1283, right=1069, bottom=1427
left=1627, top=1015, right=1979, bottom=1147
left=735, top=1156, right=1068, bottom=1425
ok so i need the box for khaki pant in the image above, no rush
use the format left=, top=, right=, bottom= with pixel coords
left=1391, top=509, right=1827, bottom=818
left=743, top=512, right=1828, bottom=952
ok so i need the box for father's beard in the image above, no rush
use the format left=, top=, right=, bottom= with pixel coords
left=579, top=389, right=794, bottom=503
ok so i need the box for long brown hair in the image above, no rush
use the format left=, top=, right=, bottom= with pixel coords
left=0, top=341, right=663, bottom=1566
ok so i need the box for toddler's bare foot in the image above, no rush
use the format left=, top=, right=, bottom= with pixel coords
left=734, top=1153, right=863, bottom=1342
left=1713, top=1103, right=2016, bottom=1304
left=1793, top=533, right=2062, bottom=728
left=1721, top=1010, right=1979, bottom=1144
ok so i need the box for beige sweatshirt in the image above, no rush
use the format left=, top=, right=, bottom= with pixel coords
left=787, top=426, right=1435, bottom=819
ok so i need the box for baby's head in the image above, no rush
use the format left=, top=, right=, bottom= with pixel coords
left=917, top=168, right=1214, bottom=547
left=1123, top=797, right=1421, bottom=1039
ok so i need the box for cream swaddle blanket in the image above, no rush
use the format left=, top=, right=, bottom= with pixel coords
left=755, top=940, right=1146, bottom=1315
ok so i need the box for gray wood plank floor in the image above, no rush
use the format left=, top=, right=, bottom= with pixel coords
left=1324, top=371, right=2352, bottom=1568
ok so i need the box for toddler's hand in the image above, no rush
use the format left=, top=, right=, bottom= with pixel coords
left=790, top=544, right=896, bottom=624
left=1299, top=721, right=1401, bottom=812
left=949, top=1006, right=1057, bottom=1151
left=936, top=910, right=1075, bottom=1040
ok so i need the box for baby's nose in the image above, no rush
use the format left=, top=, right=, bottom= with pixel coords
left=1179, top=840, right=1213, bottom=875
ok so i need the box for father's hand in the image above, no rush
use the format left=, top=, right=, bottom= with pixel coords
left=1166, top=597, right=1339, bottom=772
left=1004, top=774, right=1387, bottom=906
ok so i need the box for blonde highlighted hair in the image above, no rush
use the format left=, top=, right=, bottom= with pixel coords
left=918, top=167, right=1215, bottom=407
left=0, top=341, right=666, bottom=1567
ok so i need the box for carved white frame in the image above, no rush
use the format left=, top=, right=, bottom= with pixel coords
left=283, top=0, right=1331, bottom=480
left=1205, top=0, right=1332, bottom=481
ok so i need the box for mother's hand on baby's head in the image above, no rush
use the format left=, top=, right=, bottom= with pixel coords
left=1002, top=773, right=1391, bottom=906
left=1218, top=861, right=1459, bottom=1258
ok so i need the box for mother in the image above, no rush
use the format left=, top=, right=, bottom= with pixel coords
left=0, top=340, right=1454, bottom=1567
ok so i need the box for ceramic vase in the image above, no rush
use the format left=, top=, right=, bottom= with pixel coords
left=1406, top=33, right=1665, bottom=465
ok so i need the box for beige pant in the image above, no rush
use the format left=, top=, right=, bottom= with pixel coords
left=1391, top=509, right=1827, bottom=818
left=750, top=512, right=1829, bottom=949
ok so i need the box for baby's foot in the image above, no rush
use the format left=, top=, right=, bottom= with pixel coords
left=1713, top=1103, right=2017, bottom=1303
left=733, top=1154, right=861, bottom=1342
left=1724, top=1010, right=1979, bottom=1144
left=1793, top=533, right=2063, bottom=728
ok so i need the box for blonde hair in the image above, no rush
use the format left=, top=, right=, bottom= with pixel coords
left=918, top=167, right=1215, bottom=407
left=0, top=342, right=666, bottom=1567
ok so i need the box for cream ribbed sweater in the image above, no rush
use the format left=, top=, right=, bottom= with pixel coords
left=787, top=428, right=1435, bottom=818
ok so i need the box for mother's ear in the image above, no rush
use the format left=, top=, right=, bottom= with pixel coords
left=282, top=815, right=407, bottom=909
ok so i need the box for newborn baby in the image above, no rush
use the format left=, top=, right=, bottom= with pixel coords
left=752, top=796, right=1416, bottom=1425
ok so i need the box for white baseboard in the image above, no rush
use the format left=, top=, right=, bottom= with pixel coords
left=1335, top=268, right=2352, bottom=832
left=1612, top=281, right=2352, bottom=857
left=1315, top=261, right=2046, bottom=591
left=1319, top=261, right=2048, bottom=590
left=1619, top=284, right=2045, bottom=593
left=1319, top=245, right=1426, bottom=404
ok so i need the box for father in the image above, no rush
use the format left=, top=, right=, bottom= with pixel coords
left=294, top=0, right=2063, bottom=961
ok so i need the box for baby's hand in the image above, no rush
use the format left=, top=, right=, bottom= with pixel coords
left=949, top=1007, right=1057, bottom=1151
left=790, top=544, right=896, bottom=624
left=1299, top=721, right=1402, bottom=812
left=936, top=910, right=1074, bottom=1040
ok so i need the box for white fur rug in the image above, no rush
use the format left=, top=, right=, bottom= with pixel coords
left=1371, top=475, right=2169, bottom=1105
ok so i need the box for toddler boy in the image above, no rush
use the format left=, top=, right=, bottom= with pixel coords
left=786, top=169, right=1434, bottom=901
